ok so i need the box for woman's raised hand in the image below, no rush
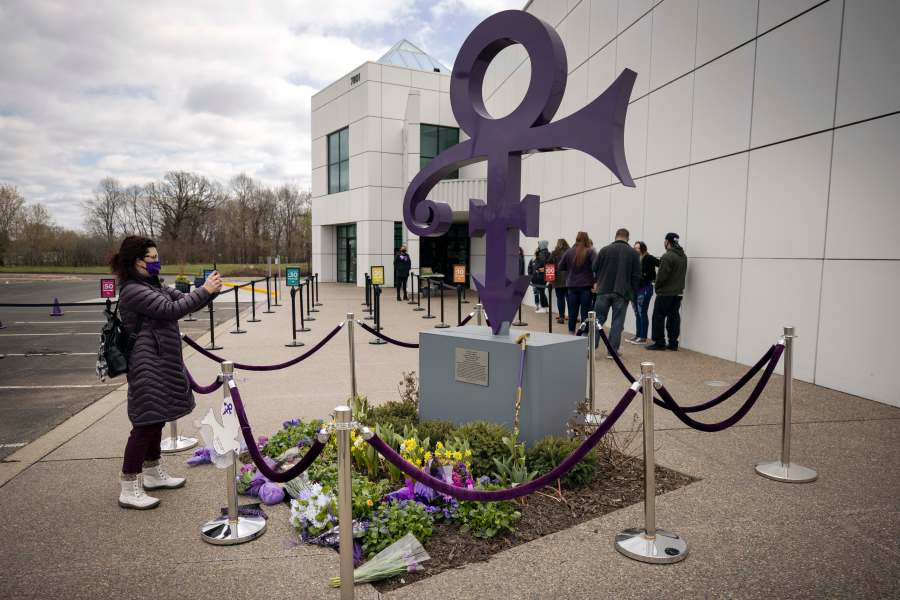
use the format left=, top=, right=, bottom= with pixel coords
left=203, top=271, right=223, bottom=294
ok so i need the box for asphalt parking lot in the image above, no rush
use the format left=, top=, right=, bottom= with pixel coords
left=0, top=274, right=248, bottom=460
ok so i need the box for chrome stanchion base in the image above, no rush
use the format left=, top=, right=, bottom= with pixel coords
left=435, top=322, right=451, bottom=328
left=230, top=328, right=246, bottom=334
left=314, top=302, right=323, bottom=307
left=247, top=317, right=261, bottom=323
left=363, top=314, right=374, bottom=321
left=512, top=319, right=528, bottom=326
left=422, top=314, right=436, bottom=319
left=183, top=315, right=198, bottom=322
left=206, top=343, right=223, bottom=350
left=369, top=338, right=387, bottom=345
left=200, top=515, right=267, bottom=545
left=309, top=307, right=319, bottom=313
left=754, top=461, right=818, bottom=483
left=296, top=327, right=311, bottom=333
left=160, top=435, right=198, bottom=453
left=412, top=306, right=425, bottom=311
left=615, top=528, right=688, bottom=564
left=285, top=340, right=305, bottom=347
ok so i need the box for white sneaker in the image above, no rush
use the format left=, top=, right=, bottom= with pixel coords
left=119, top=475, right=161, bottom=510
left=142, top=462, right=186, bottom=490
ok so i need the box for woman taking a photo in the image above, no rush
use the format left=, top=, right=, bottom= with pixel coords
left=557, top=231, right=596, bottom=334
left=111, top=235, right=222, bottom=509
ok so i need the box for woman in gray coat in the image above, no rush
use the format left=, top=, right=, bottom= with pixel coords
left=111, top=236, right=222, bottom=509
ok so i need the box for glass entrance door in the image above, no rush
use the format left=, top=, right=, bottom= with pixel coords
left=419, top=222, right=470, bottom=284
left=336, top=224, right=357, bottom=283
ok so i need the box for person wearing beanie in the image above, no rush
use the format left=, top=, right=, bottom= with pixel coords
left=647, top=232, right=687, bottom=351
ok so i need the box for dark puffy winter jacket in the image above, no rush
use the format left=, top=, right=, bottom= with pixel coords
left=118, top=276, right=212, bottom=426
left=592, top=240, right=641, bottom=300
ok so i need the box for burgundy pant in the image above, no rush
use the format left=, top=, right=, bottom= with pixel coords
left=122, top=422, right=165, bottom=475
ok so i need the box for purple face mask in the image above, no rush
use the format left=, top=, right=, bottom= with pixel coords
left=145, top=260, right=161, bottom=276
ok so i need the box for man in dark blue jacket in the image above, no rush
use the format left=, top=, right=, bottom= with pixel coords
left=592, top=228, right=641, bottom=356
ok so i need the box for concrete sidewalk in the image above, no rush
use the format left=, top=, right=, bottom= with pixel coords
left=0, top=282, right=897, bottom=599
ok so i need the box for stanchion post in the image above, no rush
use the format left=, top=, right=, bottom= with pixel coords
left=369, top=286, right=387, bottom=345
left=512, top=302, right=527, bottom=327
left=160, top=419, right=198, bottom=453
left=347, top=314, right=357, bottom=399
left=423, top=277, right=435, bottom=319
left=475, top=303, right=484, bottom=326
left=200, top=361, right=266, bottom=545
left=363, top=273, right=370, bottom=307
left=308, top=276, right=319, bottom=313
left=614, top=362, right=688, bottom=563
left=297, top=281, right=310, bottom=332
left=435, top=282, right=450, bottom=328
left=413, top=274, right=424, bottom=311
left=286, top=286, right=304, bottom=347
left=206, top=298, right=222, bottom=350
left=264, top=276, right=273, bottom=314
left=230, top=286, right=246, bottom=334
left=273, top=272, right=281, bottom=306
left=335, top=404, right=354, bottom=599
left=304, top=278, right=316, bottom=321
left=754, top=326, right=817, bottom=483
left=314, top=273, right=322, bottom=307
left=408, top=273, right=418, bottom=305
left=457, top=285, right=463, bottom=326
left=547, top=283, right=553, bottom=333
left=248, top=280, right=260, bottom=322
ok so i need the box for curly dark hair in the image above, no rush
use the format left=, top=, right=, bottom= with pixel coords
left=109, top=235, right=156, bottom=282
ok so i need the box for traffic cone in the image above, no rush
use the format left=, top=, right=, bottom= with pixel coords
left=49, top=298, right=64, bottom=317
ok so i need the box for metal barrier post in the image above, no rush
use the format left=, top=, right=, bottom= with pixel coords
left=273, top=272, right=281, bottom=306
left=413, top=274, right=424, bottom=311
left=230, top=286, right=246, bottom=334
left=308, top=276, right=319, bottom=313
left=435, top=282, right=450, bottom=328
left=304, top=278, right=316, bottom=321
left=615, top=362, right=688, bottom=563
left=512, top=302, right=527, bottom=327
left=314, top=273, right=323, bottom=307
left=547, top=284, right=553, bottom=333
left=297, top=281, right=310, bottom=332
left=200, top=361, right=267, bottom=545
left=335, top=404, right=355, bottom=599
left=363, top=273, right=370, bottom=307
left=475, top=303, right=484, bottom=326
left=160, top=419, right=197, bottom=453
left=286, top=287, right=304, bottom=347
left=423, top=278, right=435, bottom=319
left=184, top=283, right=198, bottom=322
left=587, top=311, right=596, bottom=413
left=755, top=326, right=817, bottom=483
left=264, top=276, right=274, bottom=314
left=462, top=284, right=469, bottom=304
left=408, top=273, right=418, bottom=305
left=457, top=285, right=463, bottom=326
left=347, top=314, right=357, bottom=399
left=206, top=299, right=222, bottom=350
left=248, top=280, right=260, bottom=322
left=369, top=286, right=387, bottom=345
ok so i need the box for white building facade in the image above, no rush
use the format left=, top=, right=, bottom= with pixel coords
left=311, top=0, right=900, bottom=406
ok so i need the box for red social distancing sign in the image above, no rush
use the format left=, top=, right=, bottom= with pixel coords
left=100, top=278, right=117, bottom=298
left=544, top=263, right=556, bottom=283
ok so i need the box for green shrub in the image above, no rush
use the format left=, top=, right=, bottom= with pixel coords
left=262, top=418, right=323, bottom=459
left=415, top=420, right=458, bottom=446
left=362, top=499, right=434, bottom=558
left=351, top=476, right=391, bottom=520
left=368, top=400, right=419, bottom=430
left=453, top=421, right=512, bottom=477
left=454, top=499, right=521, bottom=539
left=526, top=436, right=598, bottom=488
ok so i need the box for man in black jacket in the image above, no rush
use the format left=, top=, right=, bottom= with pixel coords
left=592, top=228, right=641, bottom=356
left=394, top=245, right=411, bottom=300
left=647, top=232, right=688, bottom=351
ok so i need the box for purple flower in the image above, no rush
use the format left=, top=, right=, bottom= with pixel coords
left=185, top=447, right=211, bottom=466
left=282, top=418, right=300, bottom=429
left=296, top=436, right=312, bottom=448
left=257, top=436, right=268, bottom=448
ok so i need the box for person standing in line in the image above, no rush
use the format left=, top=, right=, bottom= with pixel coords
left=549, top=238, right=569, bottom=324
left=591, top=228, right=641, bottom=357
left=528, top=242, right=550, bottom=313
left=627, top=241, right=659, bottom=344
left=647, top=232, right=687, bottom=351
left=518, top=246, right=525, bottom=277
left=394, top=244, right=411, bottom=301
left=557, top=231, right=596, bottom=333
left=112, top=235, right=222, bottom=509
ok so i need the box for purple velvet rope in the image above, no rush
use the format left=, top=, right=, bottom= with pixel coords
left=183, top=366, right=223, bottom=394
left=459, top=312, right=474, bottom=326
left=356, top=320, right=419, bottom=348
left=227, top=381, right=326, bottom=483
left=656, top=343, right=784, bottom=432
left=366, top=385, right=638, bottom=501
left=182, top=322, right=344, bottom=371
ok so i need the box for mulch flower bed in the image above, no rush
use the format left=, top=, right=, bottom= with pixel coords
left=375, top=452, right=696, bottom=592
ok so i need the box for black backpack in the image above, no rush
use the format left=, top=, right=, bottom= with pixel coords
left=96, top=300, right=144, bottom=381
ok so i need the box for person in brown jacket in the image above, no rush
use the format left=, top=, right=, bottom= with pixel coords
left=111, top=236, right=222, bottom=509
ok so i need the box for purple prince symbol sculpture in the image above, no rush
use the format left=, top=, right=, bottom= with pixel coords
left=403, top=10, right=636, bottom=335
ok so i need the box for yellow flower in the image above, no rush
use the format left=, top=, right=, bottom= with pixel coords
left=453, top=451, right=463, bottom=461
left=436, top=441, right=444, bottom=449
left=366, top=499, right=373, bottom=507
left=464, top=449, right=472, bottom=457
left=424, top=451, right=433, bottom=462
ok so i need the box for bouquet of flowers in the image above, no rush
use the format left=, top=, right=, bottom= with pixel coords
left=329, top=532, right=430, bottom=588
left=289, top=482, right=338, bottom=540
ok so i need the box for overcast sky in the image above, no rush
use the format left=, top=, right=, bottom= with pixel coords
left=0, top=0, right=521, bottom=229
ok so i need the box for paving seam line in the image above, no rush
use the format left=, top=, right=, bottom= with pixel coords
left=0, top=299, right=245, bottom=489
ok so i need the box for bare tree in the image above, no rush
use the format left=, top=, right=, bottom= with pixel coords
left=0, top=184, right=25, bottom=263
left=151, top=171, right=219, bottom=261
left=82, top=177, right=123, bottom=248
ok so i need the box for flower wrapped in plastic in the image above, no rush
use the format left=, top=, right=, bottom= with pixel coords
left=330, top=532, right=430, bottom=587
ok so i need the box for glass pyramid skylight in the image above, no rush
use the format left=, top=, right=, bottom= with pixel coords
left=377, top=40, right=450, bottom=74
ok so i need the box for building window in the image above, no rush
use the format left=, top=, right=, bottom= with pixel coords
left=327, top=127, right=349, bottom=194
left=336, top=223, right=356, bottom=283
left=420, top=124, right=459, bottom=179
left=394, top=221, right=404, bottom=252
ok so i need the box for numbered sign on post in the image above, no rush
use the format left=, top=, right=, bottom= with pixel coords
left=544, top=263, right=556, bottom=283
left=100, top=278, right=116, bottom=298
left=286, top=266, right=300, bottom=287
left=371, top=265, right=385, bottom=286
left=453, top=264, right=466, bottom=284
